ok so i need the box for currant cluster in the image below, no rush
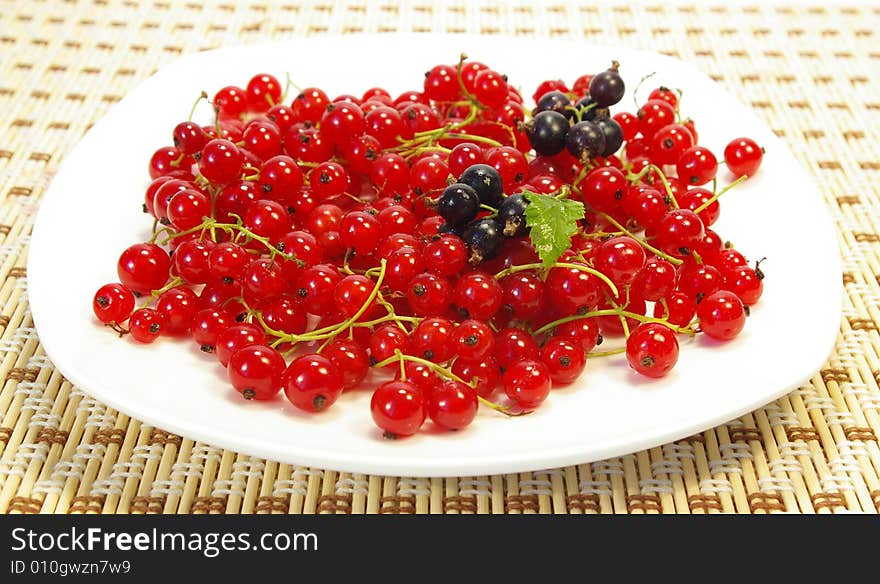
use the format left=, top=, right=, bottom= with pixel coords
left=525, top=61, right=625, bottom=163
left=92, top=56, right=766, bottom=439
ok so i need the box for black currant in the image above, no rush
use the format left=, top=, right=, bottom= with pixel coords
left=438, top=222, right=463, bottom=236
left=534, top=90, right=573, bottom=118
left=437, top=183, right=479, bottom=228
left=565, top=121, right=606, bottom=163
left=458, top=164, right=504, bottom=208
left=574, top=96, right=601, bottom=121
left=524, top=110, right=569, bottom=156
left=497, top=193, right=530, bottom=237
left=596, top=117, right=624, bottom=157
left=462, top=218, right=503, bottom=264
left=589, top=61, right=625, bottom=108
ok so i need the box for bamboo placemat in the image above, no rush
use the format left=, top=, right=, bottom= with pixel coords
left=1, top=0, right=878, bottom=514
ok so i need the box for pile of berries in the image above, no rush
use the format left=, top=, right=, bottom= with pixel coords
left=92, top=55, right=765, bottom=439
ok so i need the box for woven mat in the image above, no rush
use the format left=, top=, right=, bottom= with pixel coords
left=1, top=1, right=879, bottom=515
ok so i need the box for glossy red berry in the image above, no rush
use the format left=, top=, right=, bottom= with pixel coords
left=540, top=337, right=586, bottom=385
left=423, top=64, right=460, bottom=102
left=593, top=236, right=647, bottom=287
left=411, top=317, right=455, bottom=363
left=334, top=274, right=374, bottom=319
left=650, top=123, right=695, bottom=166
left=502, top=360, right=551, bottom=410
left=340, top=211, right=381, bottom=255
left=406, top=272, right=452, bottom=317
left=246, top=73, right=282, bottom=112
left=117, top=243, right=171, bottom=295
left=494, top=327, right=540, bottom=369
left=227, top=345, right=285, bottom=400
left=155, top=286, right=199, bottom=335
left=283, top=354, right=344, bottom=412
left=626, top=323, right=679, bottom=378
left=423, top=235, right=468, bottom=277
left=452, top=319, right=495, bottom=361
left=370, top=380, right=426, bottom=438
left=676, top=146, right=718, bottom=186
left=724, top=137, right=763, bottom=178
left=452, top=357, right=501, bottom=399
left=636, top=99, right=676, bottom=139
left=697, top=290, right=747, bottom=341
left=215, top=323, right=264, bottom=367
left=652, top=209, right=705, bottom=259
left=199, top=139, right=244, bottom=184
left=173, top=239, right=214, bottom=285
left=296, top=264, right=341, bottom=316
left=190, top=308, right=234, bottom=352
left=427, top=380, right=478, bottom=431
left=262, top=294, right=308, bottom=336
left=552, top=318, right=600, bottom=353
left=653, top=291, right=696, bottom=327
left=320, top=100, right=365, bottom=145
left=292, top=87, right=330, bottom=123
left=722, top=265, right=764, bottom=306
left=453, top=271, right=502, bottom=320
left=369, top=324, right=412, bottom=365
left=242, top=259, right=286, bottom=306
left=500, top=271, right=544, bottom=321
left=93, top=283, right=135, bottom=324
left=632, top=258, right=677, bottom=301
left=128, top=308, right=164, bottom=343
left=472, top=69, right=508, bottom=109
left=323, top=339, right=370, bottom=390
left=545, top=264, right=602, bottom=315
left=214, top=86, right=248, bottom=118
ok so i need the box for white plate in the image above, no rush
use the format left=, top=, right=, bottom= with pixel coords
left=28, top=35, right=841, bottom=477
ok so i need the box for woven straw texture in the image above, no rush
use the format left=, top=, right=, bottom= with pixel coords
left=1, top=0, right=879, bottom=514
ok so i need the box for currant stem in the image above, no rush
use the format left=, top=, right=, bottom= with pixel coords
left=442, top=132, right=503, bottom=148
left=627, top=163, right=680, bottom=209
left=552, top=184, right=572, bottom=200
left=396, top=349, right=407, bottom=381
left=160, top=217, right=300, bottom=264
left=371, top=352, right=525, bottom=417
left=312, top=258, right=388, bottom=349
left=493, top=261, right=619, bottom=299
left=587, top=347, right=626, bottom=358
left=693, top=174, right=748, bottom=214
left=455, top=53, right=483, bottom=109
left=150, top=276, right=184, bottom=298
left=597, top=212, right=684, bottom=266
left=372, top=352, right=471, bottom=386
left=532, top=308, right=695, bottom=337
left=188, top=91, right=209, bottom=121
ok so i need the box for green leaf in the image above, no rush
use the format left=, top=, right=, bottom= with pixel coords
left=523, top=191, right=585, bottom=268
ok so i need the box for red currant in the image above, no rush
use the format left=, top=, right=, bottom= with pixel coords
left=697, top=290, right=746, bottom=341
left=283, top=354, right=344, bottom=412
left=93, top=283, right=135, bottom=324
left=723, top=137, right=763, bottom=178
left=227, top=345, right=285, bottom=400
left=323, top=339, right=370, bottom=390
left=128, top=308, right=164, bottom=343
left=215, top=323, right=264, bottom=367
left=540, top=337, right=586, bottom=385
left=453, top=271, right=502, bottom=320
left=117, top=243, right=170, bottom=295
left=626, top=323, right=679, bottom=378
left=370, top=380, right=426, bottom=438
left=502, top=360, right=551, bottom=410
left=427, top=380, right=478, bottom=431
